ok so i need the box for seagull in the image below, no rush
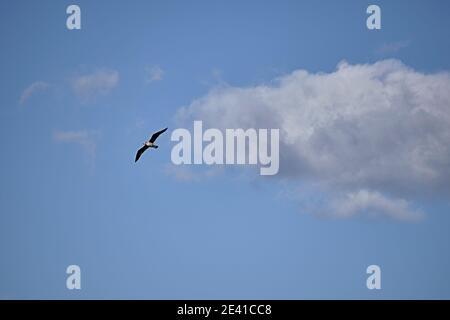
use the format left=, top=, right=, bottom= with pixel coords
left=135, top=127, right=168, bottom=162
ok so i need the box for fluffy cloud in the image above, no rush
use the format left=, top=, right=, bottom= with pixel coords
left=19, top=81, right=50, bottom=105
left=377, top=40, right=410, bottom=55
left=72, top=69, right=119, bottom=100
left=164, top=164, right=223, bottom=182
left=176, top=59, right=450, bottom=221
left=53, top=130, right=98, bottom=164
left=330, top=190, right=423, bottom=222
left=145, top=65, right=164, bottom=84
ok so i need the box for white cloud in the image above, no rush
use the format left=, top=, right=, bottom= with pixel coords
left=19, top=81, right=50, bottom=105
left=164, top=164, right=223, bottom=182
left=330, top=190, right=423, bottom=222
left=53, top=130, right=98, bottom=164
left=176, top=59, right=450, bottom=221
left=164, top=165, right=199, bottom=182
left=377, top=40, right=410, bottom=55
left=145, top=65, right=164, bottom=84
left=72, top=69, right=119, bottom=100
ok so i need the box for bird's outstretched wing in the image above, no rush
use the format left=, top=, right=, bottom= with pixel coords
left=135, top=145, right=149, bottom=162
left=149, top=127, right=168, bottom=143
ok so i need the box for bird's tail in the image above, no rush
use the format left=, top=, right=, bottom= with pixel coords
left=154, top=145, right=159, bottom=149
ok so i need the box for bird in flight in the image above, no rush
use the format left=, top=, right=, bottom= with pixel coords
left=135, top=127, right=168, bottom=162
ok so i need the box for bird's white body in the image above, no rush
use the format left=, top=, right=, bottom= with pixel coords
left=145, top=141, right=155, bottom=147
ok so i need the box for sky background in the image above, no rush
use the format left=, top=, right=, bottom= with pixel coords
left=1, top=0, right=450, bottom=299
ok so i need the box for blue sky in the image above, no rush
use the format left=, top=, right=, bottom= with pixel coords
left=1, top=0, right=450, bottom=299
